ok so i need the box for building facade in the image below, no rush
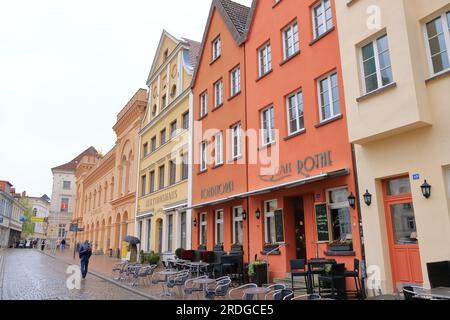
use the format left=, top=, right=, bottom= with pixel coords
left=26, top=194, right=50, bottom=240
left=136, top=31, right=199, bottom=256
left=49, top=147, right=98, bottom=246
left=191, top=0, right=250, bottom=258
left=336, top=0, right=450, bottom=293
left=0, top=181, right=25, bottom=248
left=74, top=89, right=147, bottom=256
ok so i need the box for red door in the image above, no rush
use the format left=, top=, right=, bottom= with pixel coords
left=383, top=177, right=423, bottom=289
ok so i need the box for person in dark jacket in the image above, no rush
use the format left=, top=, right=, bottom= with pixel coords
left=79, top=240, right=92, bottom=279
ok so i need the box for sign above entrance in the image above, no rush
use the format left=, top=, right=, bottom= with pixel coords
left=200, top=181, right=234, bottom=200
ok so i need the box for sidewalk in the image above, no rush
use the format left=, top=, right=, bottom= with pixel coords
left=40, top=248, right=202, bottom=300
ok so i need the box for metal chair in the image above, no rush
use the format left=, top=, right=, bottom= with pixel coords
left=318, top=263, right=346, bottom=299
left=228, top=283, right=258, bottom=300
left=290, top=259, right=309, bottom=292
left=205, top=278, right=232, bottom=299
left=283, top=290, right=295, bottom=301
left=344, top=258, right=363, bottom=299
left=266, top=289, right=294, bottom=301
left=167, top=270, right=190, bottom=296
left=183, top=275, right=208, bottom=298
left=291, top=294, right=322, bottom=300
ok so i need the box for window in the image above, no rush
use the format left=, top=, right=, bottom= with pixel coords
left=264, top=200, right=277, bottom=244
left=230, top=66, right=241, bottom=96
left=199, top=213, right=207, bottom=246
left=312, top=0, right=333, bottom=39
left=180, top=212, right=187, bottom=249
left=261, top=106, right=275, bottom=146
left=233, top=206, right=244, bottom=245
left=200, top=92, right=208, bottom=117
left=146, top=219, right=152, bottom=252
left=167, top=214, right=173, bottom=252
left=158, top=165, right=165, bottom=190
left=425, top=12, right=450, bottom=75
left=141, top=175, right=146, bottom=196
left=182, top=112, right=189, bottom=130
left=231, top=124, right=242, bottom=159
left=60, top=198, right=69, bottom=213
left=386, top=177, right=411, bottom=196
left=160, top=129, right=166, bottom=145
left=212, top=37, right=221, bottom=60
left=214, top=132, right=223, bottom=166
left=169, top=160, right=176, bottom=186
left=58, top=224, right=66, bottom=238
left=328, top=188, right=352, bottom=242
left=318, top=72, right=340, bottom=122
left=214, top=79, right=223, bottom=107
left=151, top=136, right=157, bottom=152
left=181, top=153, right=188, bottom=181
left=286, top=90, right=304, bottom=135
left=149, top=171, right=155, bottom=193
left=138, top=221, right=143, bottom=243
left=170, top=120, right=177, bottom=139
left=361, top=34, right=393, bottom=93
left=63, top=181, right=71, bottom=190
left=215, top=210, right=224, bottom=245
left=143, top=143, right=149, bottom=157
left=200, top=141, right=207, bottom=172
left=283, top=21, right=299, bottom=59
left=33, top=208, right=37, bottom=216
left=259, top=43, right=272, bottom=76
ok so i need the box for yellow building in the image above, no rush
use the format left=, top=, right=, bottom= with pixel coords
left=336, top=0, right=450, bottom=293
left=136, top=31, right=200, bottom=257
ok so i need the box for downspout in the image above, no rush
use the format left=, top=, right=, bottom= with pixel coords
left=243, top=41, right=251, bottom=266
left=351, top=143, right=367, bottom=298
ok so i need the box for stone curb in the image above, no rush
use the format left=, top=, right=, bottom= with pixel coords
left=38, top=250, right=159, bottom=300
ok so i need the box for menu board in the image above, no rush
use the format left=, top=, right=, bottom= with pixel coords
left=315, top=203, right=330, bottom=242
left=274, top=209, right=285, bottom=243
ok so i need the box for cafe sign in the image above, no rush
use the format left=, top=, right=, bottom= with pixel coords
left=260, top=151, right=333, bottom=182
left=200, top=181, right=234, bottom=200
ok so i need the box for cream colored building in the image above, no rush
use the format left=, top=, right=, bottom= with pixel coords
left=336, top=0, right=450, bottom=293
left=136, top=31, right=199, bottom=257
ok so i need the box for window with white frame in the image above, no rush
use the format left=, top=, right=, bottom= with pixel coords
left=318, top=72, right=340, bottom=122
left=233, top=206, right=244, bottom=245
left=328, top=188, right=352, bottom=242
left=215, top=209, right=224, bottom=245
left=212, top=37, right=221, bottom=61
left=425, top=12, right=450, bottom=75
left=264, top=200, right=277, bottom=244
left=200, top=141, right=207, bottom=172
left=230, top=66, right=241, bottom=96
left=199, top=213, right=207, bottom=246
left=167, top=214, right=174, bottom=252
left=231, top=124, right=242, bottom=159
left=361, top=34, right=393, bottom=94
left=283, top=21, right=299, bottom=59
left=261, top=106, right=275, bottom=146
left=214, top=132, right=223, bottom=166
left=312, top=0, right=333, bottom=39
left=259, top=42, right=272, bottom=76
left=214, top=79, right=223, bottom=107
left=286, top=90, right=304, bottom=135
left=200, top=91, right=208, bottom=117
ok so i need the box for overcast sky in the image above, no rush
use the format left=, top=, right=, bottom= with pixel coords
left=0, top=0, right=252, bottom=198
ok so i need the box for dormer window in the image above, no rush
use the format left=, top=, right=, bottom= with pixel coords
left=212, top=37, right=221, bottom=61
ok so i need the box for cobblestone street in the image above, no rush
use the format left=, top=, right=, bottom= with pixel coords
left=0, top=249, right=147, bottom=300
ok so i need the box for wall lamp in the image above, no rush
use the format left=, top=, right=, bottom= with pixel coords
left=347, top=193, right=356, bottom=209
left=193, top=218, right=197, bottom=227
left=421, top=180, right=431, bottom=199
left=242, top=211, right=247, bottom=221
left=363, top=190, right=372, bottom=206
left=255, top=208, right=261, bottom=220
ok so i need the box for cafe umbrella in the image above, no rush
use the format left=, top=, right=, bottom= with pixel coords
left=124, top=236, right=141, bottom=245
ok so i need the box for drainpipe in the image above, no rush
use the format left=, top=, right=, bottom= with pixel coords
left=351, top=143, right=368, bottom=298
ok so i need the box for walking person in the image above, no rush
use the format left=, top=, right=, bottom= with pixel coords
left=79, top=240, right=92, bottom=280
left=60, top=238, right=66, bottom=251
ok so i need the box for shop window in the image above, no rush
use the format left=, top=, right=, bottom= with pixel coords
left=233, top=206, right=244, bottom=245
left=328, top=188, right=352, bottom=242
left=199, top=213, right=207, bottom=246
left=264, top=200, right=278, bottom=244
left=215, top=210, right=224, bottom=246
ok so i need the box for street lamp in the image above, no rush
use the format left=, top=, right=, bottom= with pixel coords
left=363, top=190, right=372, bottom=206
left=421, top=180, right=431, bottom=199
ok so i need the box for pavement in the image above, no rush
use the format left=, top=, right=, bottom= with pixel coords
left=0, top=249, right=147, bottom=300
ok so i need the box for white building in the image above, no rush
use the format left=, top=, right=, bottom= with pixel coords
left=48, top=147, right=98, bottom=245
left=27, top=195, right=50, bottom=240
left=0, top=181, right=25, bottom=248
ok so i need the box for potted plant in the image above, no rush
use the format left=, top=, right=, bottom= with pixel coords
left=248, top=260, right=268, bottom=286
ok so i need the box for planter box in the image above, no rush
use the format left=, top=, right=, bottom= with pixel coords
left=328, top=244, right=353, bottom=252
left=251, top=264, right=268, bottom=287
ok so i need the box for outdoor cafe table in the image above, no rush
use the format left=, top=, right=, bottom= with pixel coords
left=167, top=258, right=189, bottom=269
left=243, top=287, right=271, bottom=300
left=157, top=270, right=179, bottom=297
left=193, top=278, right=216, bottom=297
left=420, top=287, right=450, bottom=300
left=188, top=262, right=210, bottom=277
left=306, top=259, right=337, bottom=294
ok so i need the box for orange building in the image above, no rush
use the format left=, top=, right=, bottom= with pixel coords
left=191, top=0, right=250, bottom=256
left=191, top=0, right=363, bottom=288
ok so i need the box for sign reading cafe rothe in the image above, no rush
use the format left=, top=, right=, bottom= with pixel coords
left=200, top=181, right=234, bottom=200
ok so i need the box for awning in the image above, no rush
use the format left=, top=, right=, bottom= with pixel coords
left=164, top=202, right=188, bottom=212
left=136, top=211, right=153, bottom=220
left=188, top=168, right=350, bottom=210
